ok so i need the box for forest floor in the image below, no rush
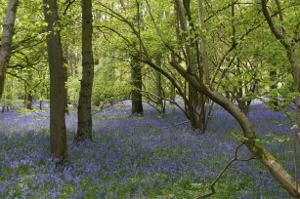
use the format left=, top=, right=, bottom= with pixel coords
left=0, top=100, right=296, bottom=198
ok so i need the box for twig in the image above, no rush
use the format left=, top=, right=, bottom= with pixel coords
left=169, top=120, right=190, bottom=127
left=195, top=133, right=256, bottom=199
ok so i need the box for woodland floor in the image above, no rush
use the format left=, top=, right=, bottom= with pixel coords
left=0, top=100, right=296, bottom=198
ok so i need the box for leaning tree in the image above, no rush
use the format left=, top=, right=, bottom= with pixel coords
left=96, top=0, right=300, bottom=197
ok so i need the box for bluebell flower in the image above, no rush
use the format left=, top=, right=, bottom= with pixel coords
left=0, top=101, right=295, bottom=198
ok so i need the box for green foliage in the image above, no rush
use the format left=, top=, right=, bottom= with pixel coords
left=65, top=75, right=81, bottom=105
left=92, top=57, right=133, bottom=107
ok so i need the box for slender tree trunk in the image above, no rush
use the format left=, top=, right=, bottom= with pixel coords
left=170, top=84, right=175, bottom=105
left=63, top=50, right=69, bottom=114
left=26, top=73, right=33, bottom=110
left=236, top=59, right=250, bottom=113
left=0, top=0, right=18, bottom=99
left=155, top=55, right=163, bottom=105
left=26, top=91, right=33, bottom=110
left=39, top=100, right=43, bottom=110
left=24, top=84, right=27, bottom=107
left=174, top=0, right=206, bottom=132
left=131, top=56, right=144, bottom=116
left=1, top=105, right=8, bottom=113
left=75, top=0, right=94, bottom=142
left=197, top=0, right=209, bottom=85
left=170, top=55, right=176, bottom=105
left=269, top=70, right=279, bottom=110
left=43, top=0, right=68, bottom=166
left=156, top=72, right=162, bottom=105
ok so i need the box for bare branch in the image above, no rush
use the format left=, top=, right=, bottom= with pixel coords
left=62, top=0, right=76, bottom=16
left=196, top=138, right=256, bottom=198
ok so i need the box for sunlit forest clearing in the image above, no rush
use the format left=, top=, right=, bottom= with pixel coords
left=0, top=101, right=295, bottom=198
left=1, top=0, right=300, bottom=198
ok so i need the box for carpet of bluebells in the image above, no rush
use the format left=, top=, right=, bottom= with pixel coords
left=0, top=100, right=297, bottom=198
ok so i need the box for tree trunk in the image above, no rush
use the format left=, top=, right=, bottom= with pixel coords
left=269, top=70, right=279, bottom=110
left=155, top=55, right=163, bottom=105
left=170, top=61, right=300, bottom=198
left=39, top=100, right=43, bottom=110
left=43, top=0, right=68, bottom=166
left=26, top=73, right=33, bottom=110
left=1, top=105, right=8, bottom=113
left=236, top=99, right=249, bottom=113
left=0, top=0, right=18, bottom=99
left=170, top=55, right=176, bottom=105
left=156, top=72, right=163, bottom=105
left=174, top=0, right=206, bottom=132
left=236, top=59, right=250, bottom=113
left=197, top=0, right=209, bottom=85
left=131, top=57, right=144, bottom=116
left=26, top=91, right=33, bottom=110
left=63, top=54, right=69, bottom=114
left=170, top=83, right=175, bottom=105
left=75, top=0, right=94, bottom=142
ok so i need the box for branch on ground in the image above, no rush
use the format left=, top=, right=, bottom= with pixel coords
left=196, top=132, right=256, bottom=199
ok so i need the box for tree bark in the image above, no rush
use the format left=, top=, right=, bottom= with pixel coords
left=269, top=70, right=279, bottom=110
left=131, top=56, right=144, bottom=116
left=26, top=73, right=33, bottom=110
left=26, top=91, right=33, bottom=110
left=156, top=72, right=163, bottom=105
left=170, top=60, right=300, bottom=198
left=75, top=0, right=94, bottom=142
left=0, top=0, right=18, bottom=99
left=62, top=50, right=69, bottom=114
left=43, top=0, right=68, bottom=166
left=155, top=55, right=163, bottom=105
left=197, top=0, right=209, bottom=85
left=174, top=0, right=206, bottom=132
left=130, top=2, right=144, bottom=117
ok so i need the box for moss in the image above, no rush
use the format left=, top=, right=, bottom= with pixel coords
left=251, top=144, right=277, bottom=161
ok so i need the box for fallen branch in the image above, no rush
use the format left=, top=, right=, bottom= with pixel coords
left=169, top=120, right=190, bottom=127
left=195, top=132, right=256, bottom=199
